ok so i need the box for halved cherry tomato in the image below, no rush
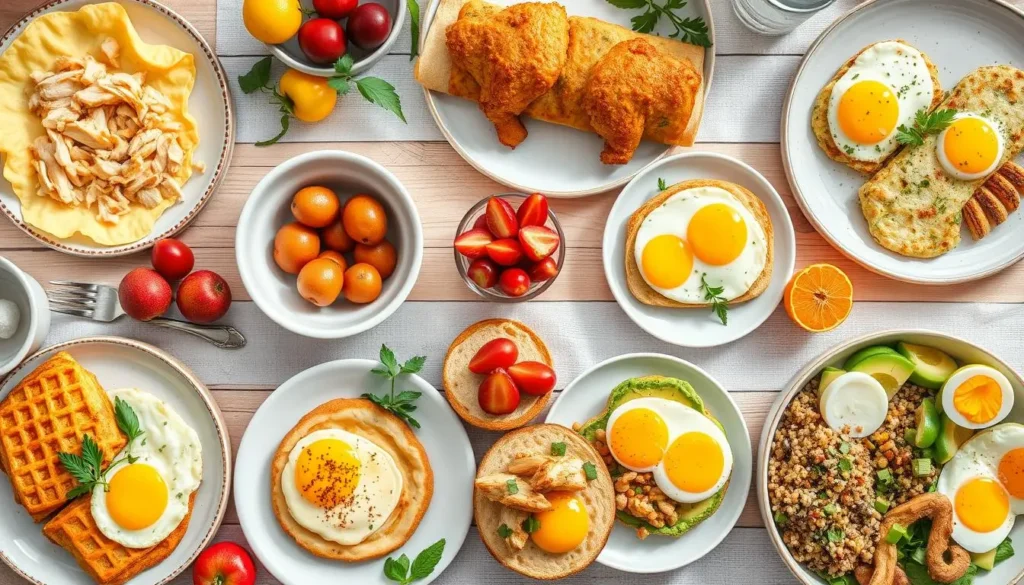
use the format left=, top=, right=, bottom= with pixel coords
left=528, top=257, right=559, bottom=282
left=469, top=338, right=518, bottom=374
left=485, top=197, right=518, bottom=238
left=499, top=268, right=531, bottom=297
left=516, top=193, right=549, bottom=227
left=454, top=228, right=493, bottom=259
left=519, top=225, right=559, bottom=262
left=485, top=238, right=523, bottom=266
left=508, top=361, right=557, bottom=396
left=467, top=258, right=499, bottom=289
left=478, top=369, right=520, bottom=414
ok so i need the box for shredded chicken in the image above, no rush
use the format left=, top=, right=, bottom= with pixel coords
left=475, top=473, right=552, bottom=513
left=26, top=40, right=198, bottom=224
left=508, top=454, right=587, bottom=492
left=498, top=506, right=529, bottom=552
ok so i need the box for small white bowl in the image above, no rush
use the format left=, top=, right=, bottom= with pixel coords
left=236, top=151, right=423, bottom=339
left=0, top=257, right=50, bottom=377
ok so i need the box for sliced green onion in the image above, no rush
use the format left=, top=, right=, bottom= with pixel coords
left=774, top=511, right=789, bottom=526
left=823, top=503, right=839, bottom=516
left=885, top=523, right=908, bottom=544
left=912, top=458, right=933, bottom=477
left=874, top=497, right=890, bottom=514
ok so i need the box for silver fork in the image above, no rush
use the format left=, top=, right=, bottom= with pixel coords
left=48, top=281, right=246, bottom=349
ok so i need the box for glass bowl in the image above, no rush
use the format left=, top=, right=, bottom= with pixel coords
left=454, top=193, right=565, bottom=302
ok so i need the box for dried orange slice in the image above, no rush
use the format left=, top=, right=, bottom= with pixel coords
left=784, top=264, right=853, bottom=332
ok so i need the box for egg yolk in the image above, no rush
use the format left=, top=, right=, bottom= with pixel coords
left=943, top=117, right=999, bottom=175
left=955, top=476, right=1010, bottom=533
left=295, top=438, right=361, bottom=508
left=106, top=463, right=168, bottom=531
left=837, top=80, right=899, bottom=145
left=530, top=493, right=589, bottom=553
left=641, top=234, right=692, bottom=289
left=687, top=203, right=748, bottom=266
left=609, top=407, right=669, bottom=469
left=999, top=447, right=1024, bottom=499
left=952, top=375, right=1003, bottom=424
left=664, top=432, right=725, bottom=494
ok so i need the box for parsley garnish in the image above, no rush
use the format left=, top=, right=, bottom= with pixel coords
left=551, top=442, right=566, bottom=456
left=506, top=479, right=519, bottom=494
left=605, top=0, right=711, bottom=47
left=383, top=539, right=445, bottom=585
left=363, top=345, right=427, bottom=429
left=583, top=461, right=598, bottom=481
left=657, top=177, right=668, bottom=191
left=522, top=516, right=541, bottom=534
left=700, top=274, right=728, bottom=325
left=497, top=524, right=514, bottom=539
left=896, top=108, right=957, bottom=147
left=58, top=399, right=145, bottom=499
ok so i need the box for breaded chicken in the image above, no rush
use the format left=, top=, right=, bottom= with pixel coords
left=445, top=1, right=569, bottom=147
left=581, top=38, right=701, bottom=164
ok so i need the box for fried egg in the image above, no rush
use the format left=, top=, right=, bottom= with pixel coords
left=606, top=397, right=732, bottom=504
left=939, top=365, right=1014, bottom=429
left=281, top=428, right=402, bottom=545
left=937, top=113, right=1005, bottom=180
left=91, top=388, right=203, bottom=549
left=530, top=492, right=590, bottom=553
left=937, top=423, right=1024, bottom=553
left=827, top=41, right=934, bottom=162
left=634, top=187, right=767, bottom=303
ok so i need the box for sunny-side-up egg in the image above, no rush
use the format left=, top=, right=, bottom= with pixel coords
left=939, top=365, right=1014, bottom=430
left=281, top=428, right=403, bottom=545
left=634, top=187, right=767, bottom=303
left=937, top=423, right=1024, bottom=553
left=531, top=492, right=590, bottom=554
left=606, top=397, right=732, bottom=503
left=827, top=41, right=934, bottom=162
left=937, top=113, right=1005, bottom=181
left=91, top=388, right=203, bottom=549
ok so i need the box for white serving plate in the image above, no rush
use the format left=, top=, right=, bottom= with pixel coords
left=0, top=337, right=231, bottom=585
left=782, top=0, right=1024, bottom=284
left=757, top=330, right=1024, bottom=585
left=0, top=0, right=234, bottom=257
left=418, top=0, right=715, bottom=197
left=234, top=359, right=474, bottom=585
left=602, top=151, right=796, bottom=347
left=545, top=353, right=752, bottom=574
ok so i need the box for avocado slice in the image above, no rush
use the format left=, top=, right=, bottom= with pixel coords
left=849, top=352, right=915, bottom=398
left=972, top=548, right=997, bottom=571
left=576, top=376, right=726, bottom=537
left=843, top=345, right=899, bottom=370
left=896, top=342, right=958, bottom=390
left=913, top=398, right=941, bottom=448
left=933, top=413, right=975, bottom=464
left=818, top=367, right=846, bottom=394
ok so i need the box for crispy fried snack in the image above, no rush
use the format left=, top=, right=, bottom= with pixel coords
left=868, top=494, right=970, bottom=585
left=855, top=564, right=909, bottom=585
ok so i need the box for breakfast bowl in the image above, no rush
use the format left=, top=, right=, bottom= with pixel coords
left=0, top=257, right=49, bottom=377
left=757, top=330, right=1024, bottom=585
left=453, top=193, right=565, bottom=302
left=236, top=150, right=422, bottom=339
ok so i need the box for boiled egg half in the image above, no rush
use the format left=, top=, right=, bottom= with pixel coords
left=939, top=365, right=1014, bottom=429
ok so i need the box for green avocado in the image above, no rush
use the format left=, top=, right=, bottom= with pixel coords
left=972, top=548, right=997, bottom=571
left=842, top=345, right=899, bottom=370
left=933, top=413, right=975, bottom=464
left=818, top=367, right=846, bottom=394
left=849, top=352, right=915, bottom=398
left=896, top=342, right=958, bottom=390
left=576, top=376, right=726, bottom=537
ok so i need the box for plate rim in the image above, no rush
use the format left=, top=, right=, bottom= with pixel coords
left=416, top=0, right=716, bottom=198
left=779, top=0, right=1024, bottom=285
left=0, top=0, right=236, bottom=258
left=544, top=351, right=752, bottom=573
left=0, top=335, right=233, bottom=585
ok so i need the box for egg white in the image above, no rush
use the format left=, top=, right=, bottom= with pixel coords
left=633, top=187, right=767, bottom=303
left=937, top=113, right=1005, bottom=181
left=818, top=372, right=888, bottom=438
left=939, top=365, right=1014, bottom=430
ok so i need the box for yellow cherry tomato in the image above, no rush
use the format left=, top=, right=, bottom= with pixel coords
left=243, top=0, right=302, bottom=45
left=279, top=69, right=337, bottom=123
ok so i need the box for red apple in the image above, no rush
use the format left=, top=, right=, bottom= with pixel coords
left=119, top=268, right=172, bottom=321
left=176, top=270, right=232, bottom=323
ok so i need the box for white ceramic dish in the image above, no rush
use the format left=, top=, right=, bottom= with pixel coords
left=602, top=151, right=796, bottom=347
left=0, top=337, right=231, bottom=585
left=418, top=0, right=715, bottom=197
left=0, top=0, right=234, bottom=257
left=757, top=330, right=1024, bottom=585
left=236, top=150, right=423, bottom=339
left=781, top=0, right=1024, bottom=284
left=0, top=257, right=49, bottom=377
left=545, top=353, right=751, bottom=574
left=234, top=358, right=474, bottom=585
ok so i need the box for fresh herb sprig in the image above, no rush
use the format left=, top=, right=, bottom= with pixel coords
left=700, top=273, right=728, bottom=325
left=408, top=0, right=422, bottom=59
left=657, top=177, right=667, bottom=191
left=896, top=108, right=957, bottom=147
left=58, top=398, right=145, bottom=499
left=364, top=344, right=427, bottom=428
left=605, top=0, right=711, bottom=47
left=383, top=539, right=446, bottom=585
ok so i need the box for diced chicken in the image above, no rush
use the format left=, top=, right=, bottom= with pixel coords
left=508, top=455, right=587, bottom=492
left=38, top=79, right=80, bottom=101
left=80, top=58, right=107, bottom=84
left=156, top=176, right=183, bottom=202
left=62, top=119, right=114, bottom=150
left=475, top=473, right=552, bottom=513
left=498, top=507, right=529, bottom=552
left=192, top=160, right=206, bottom=173
left=91, top=158, right=122, bottom=181
left=136, top=187, right=163, bottom=209
left=41, top=106, right=79, bottom=131
left=100, top=37, right=120, bottom=68
left=74, top=84, right=120, bottom=108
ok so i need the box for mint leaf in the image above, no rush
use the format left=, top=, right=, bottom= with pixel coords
left=409, top=539, right=445, bottom=580
left=334, top=54, right=354, bottom=76
left=401, top=355, right=426, bottom=374
left=328, top=76, right=351, bottom=95
left=408, top=0, right=422, bottom=59
left=996, top=537, right=1014, bottom=563
left=383, top=557, right=406, bottom=582
left=356, top=77, right=407, bottom=123
left=238, top=56, right=272, bottom=94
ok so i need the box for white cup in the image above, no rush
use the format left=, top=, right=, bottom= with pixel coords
left=0, top=256, right=50, bottom=377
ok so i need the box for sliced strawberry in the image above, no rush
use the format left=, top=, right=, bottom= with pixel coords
left=508, top=361, right=557, bottom=396
left=469, top=338, right=519, bottom=373
left=499, top=268, right=531, bottom=297
left=486, top=238, right=523, bottom=266
left=472, top=214, right=491, bottom=233
left=528, top=257, right=559, bottom=282
left=478, top=369, right=520, bottom=415
left=467, top=258, right=499, bottom=289
left=454, top=228, right=493, bottom=259
left=516, top=193, right=549, bottom=227
left=485, top=197, right=519, bottom=238
left=518, top=225, right=560, bottom=262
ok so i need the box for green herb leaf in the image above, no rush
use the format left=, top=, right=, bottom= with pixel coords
left=608, top=0, right=711, bottom=47
left=583, top=461, right=598, bottom=481
left=995, top=537, right=1015, bottom=563
left=657, top=177, right=667, bottom=191
left=328, top=76, right=352, bottom=95
left=497, top=524, right=514, bottom=539
left=605, top=0, right=647, bottom=8
left=522, top=516, right=541, bottom=534
left=334, top=54, right=355, bottom=76
left=409, top=538, right=445, bottom=580
left=394, top=391, right=423, bottom=403
left=364, top=346, right=425, bottom=428
left=630, top=10, right=658, bottom=33
left=356, top=77, right=407, bottom=123
left=774, top=511, right=788, bottom=526
left=896, top=108, right=957, bottom=147
left=408, top=0, right=422, bottom=59
left=238, top=57, right=272, bottom=94
left=114, top=397, right=143, bottom=443
left=827, top=527, right=845, bottom=543
left=551, top=442, right=566, bottom=456
left=838, top=458, right=853, bottom=473
left=506, top=479, right=519, bottom=494
left=401, top=355, right=427, bottom=374
left=700, top=274, right=728, bottom=325
left=379, top=344, right=400, bottom=377
left=383, top=556, right=407, bottom=582
left=65, top=483, right=93, bottom=500
left=255, top=115, right=290, bottom=147
left=57, top=451, right=93, bottom=486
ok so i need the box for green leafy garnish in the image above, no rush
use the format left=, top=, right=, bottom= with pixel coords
left=657, top=177, right=667, bottom=191
left=383, top=539, right=445, bottom=585
left=497, top=524, right=514, bottom=539
left=583, top=461, right=598, bottom=481
left=823, top=503, right=839, bottom=516
left=827, top=527, right=845, bottom=543
left=237, top=57, right=296, bottom=147
left=506, top=479, right=519, bottom=494
left=408, top=0, right=421, bottom=59
left=522, top=516, right=541, bottom=534
left=995, top=537, right=1015, bottom=563
left=896, top=108, right=957, bottom=147
left=364, top=344, right=427, bottom=428
left=58, top=400, right=145, bottom=499
left=838, top=458, right=852, bottom=473
left=551, top=442, right=566, bottom=456
left=605, top=0, right=711, bottom=47
left=700, top=273, right=728, bottom=325
left=773, top=511, right=788, bottom=526
left=238, top=56, right=272, bottom=94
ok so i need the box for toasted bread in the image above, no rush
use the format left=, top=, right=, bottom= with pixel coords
left=474, top=424, right=615, bottom=580
left=811, top=40, right=943, bottom=174
left=442, top=319, right=553, bottom=430
left=271, top=398, right=433, bottom=562
left=624, top=179, right=774, bottom=308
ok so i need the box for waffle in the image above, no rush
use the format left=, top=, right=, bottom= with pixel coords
left=43, top=493, right=196, bottom=585
left=0, top=352, right=125, bottom=521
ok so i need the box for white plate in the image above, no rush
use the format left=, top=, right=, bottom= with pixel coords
left=781, top=0, right=1024, bottom=284
left=418, top=0, right=715, bottom=197
left=0, top=337, right=231, bottom=585
left=545, top=353, right=751, bottom=574
left=602, top=152, right=796, bottom=347
left=0, top=0, right=234, bottom=257
left=234, top=359, right=474, bottom=585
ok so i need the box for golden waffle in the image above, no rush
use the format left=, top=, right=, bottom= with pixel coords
left=0, top=351, right=125, bottom=521
left=43, top=493, right=196, bottom=585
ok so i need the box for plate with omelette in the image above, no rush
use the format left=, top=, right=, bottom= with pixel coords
left=233, top=356, right=475, bottom=585
left=783, top=0, right=1024, bottom=283
left=0, top=337, right=230, bottom=585
left=603, top=151, right=796, bottom=347
left=413, top=0, right=714, bottom=197
left=0, top=0, right=233, bottom=256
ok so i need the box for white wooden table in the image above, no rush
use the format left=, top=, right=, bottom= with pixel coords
left=2, top=0, right=1024, bottom=583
